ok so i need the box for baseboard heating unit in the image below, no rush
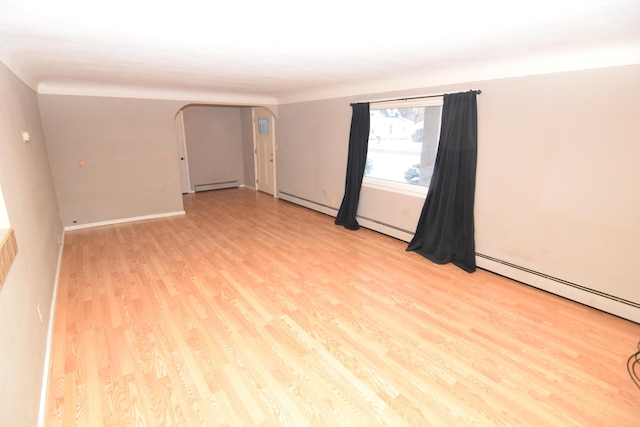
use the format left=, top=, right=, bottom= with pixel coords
left=195, top=180, right=239, bottom=192
left=279, top=190, right=640, bottom=323
left=278, top=191, right=414, bottom=243
left=476, top=253, right=640, bottom=324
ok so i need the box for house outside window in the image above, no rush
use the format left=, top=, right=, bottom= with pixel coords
left=364, top=97, right=443, bottom=195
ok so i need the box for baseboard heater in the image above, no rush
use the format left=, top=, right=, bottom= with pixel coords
left=195, top=180, right=239, bottom=192
left=279, top=190, right=640, bottom=323
left=476, top=253, right=640, bottom=323
left=278, top=191, right=414, bottom=242
left=279, top=191, right=337, bottom=216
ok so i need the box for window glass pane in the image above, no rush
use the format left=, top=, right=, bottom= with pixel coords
left=257, top=117, right=270, bottom=134
left=365, top=105, right=442, bottom=187
left=0, top=184, right=9, bottom=229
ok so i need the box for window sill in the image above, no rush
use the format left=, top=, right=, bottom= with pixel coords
left=0, top=228, right=18, bottom=290
left=362, top=177, right=428, bottom=198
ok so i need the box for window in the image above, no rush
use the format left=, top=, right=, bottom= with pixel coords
left=257, top=116, right=270, bottom=134
left=364, top=97, right=443, bottom=194
left=0, top=184, right=17, bottom=290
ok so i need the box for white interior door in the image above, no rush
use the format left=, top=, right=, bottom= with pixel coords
left=253, top=107, right=276, bottom=195
left=175, top=110, right=191, bottom=194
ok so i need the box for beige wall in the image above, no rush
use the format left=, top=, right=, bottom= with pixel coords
left=181, top=105, right=258, bottom=192
left=0, top=58, right=637, bottom=425
left=474, top=67, right=639, bottom=305
left=39, top=95, right=186, bottom=227
left=0, top=63, right=64, bottom=427
left=276, top=64, right=640, bottom=321
left=240, top=107, right=256, bottom=189
left=182, top=105, right=244, bottom=191
left=277, top=97, right=352, bottom=205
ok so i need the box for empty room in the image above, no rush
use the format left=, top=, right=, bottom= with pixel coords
left=1, top=1, right=640, bottom=426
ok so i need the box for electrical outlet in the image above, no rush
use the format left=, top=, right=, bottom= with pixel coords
left=331, top=198, right=336, bottom=206
left=37, top=304, right=43, bottom=323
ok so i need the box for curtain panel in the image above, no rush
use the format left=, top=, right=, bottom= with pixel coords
left=407, top=91, right=478, bottom=272
left=335, top=103, right=370, bottom=230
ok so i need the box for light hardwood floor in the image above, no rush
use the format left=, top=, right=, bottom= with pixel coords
left=45, top=188, right=640, bottom=426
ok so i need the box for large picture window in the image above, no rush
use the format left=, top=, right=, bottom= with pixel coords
left=364, top=97, right=443, bottom=194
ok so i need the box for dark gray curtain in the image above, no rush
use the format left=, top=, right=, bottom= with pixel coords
left=407, top=91, right=478, bottom=272
left=335, top=103, right=370, bottom=230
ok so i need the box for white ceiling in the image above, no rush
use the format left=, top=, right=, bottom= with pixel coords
left=1, top=0, right=639, bottom=103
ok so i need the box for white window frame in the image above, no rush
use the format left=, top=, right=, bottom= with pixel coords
left=0, top=185, right=9, bottom=230
left=363, top=96, right=443, bottom=197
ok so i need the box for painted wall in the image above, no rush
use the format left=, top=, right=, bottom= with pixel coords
left=0, top=57, right=636, bottom=425
left=38, top=95, right=186, bottom=227
left=473, top=65, right=640, bottom=320
left=240, top=107, right=256, bottom=189
left=277, top=97, right=351, bottom=206
left=182, top=105, right=244, bottom=191
left=0, top=62, right=64, bottom=427
left=276, top=64, right=640, bottom=321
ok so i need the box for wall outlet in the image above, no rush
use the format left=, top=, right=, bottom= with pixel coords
left=331, top=198, right=336, bottom=206
left=37, top=304, right=43, bottom=323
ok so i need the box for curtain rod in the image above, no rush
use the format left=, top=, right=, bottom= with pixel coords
left=350, top=89, right=481, bottom=106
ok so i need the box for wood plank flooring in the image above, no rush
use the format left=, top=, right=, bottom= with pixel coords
left=45, top=188, right=640, bottom=426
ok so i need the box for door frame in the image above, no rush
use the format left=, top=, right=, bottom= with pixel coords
left=252, top=107, right=277, bottom=196
left=175, top=110, right=192, bottom=194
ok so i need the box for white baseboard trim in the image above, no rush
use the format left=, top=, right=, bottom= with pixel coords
left=195, top=181, right=238, bottom=192
left=355, top=217, right=414, bottom=242
left=38, top=230, right=65, bottom=427
left=278, top=191, right=414, bottom=242
left=476, top=254, right=640, bottom=324
left=64, top=210, right=186, bottom=231
left=278, top=191, right=337, bottom=217
left=279, top=191, right=640, bottom=323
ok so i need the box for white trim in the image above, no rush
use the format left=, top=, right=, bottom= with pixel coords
left=271, top=115, right=278, bottom=197
left=0, top=185, right=9, bottom=229
left=355, top=217, right=414, bottom=242
left=370, top=96, right=443, bottom=109
left=276, top=49, right=640, bottom=105
left=362, top=177, right=428, bottom=198
left=37, top=81, right=278, bottom=105
left=252, top=107, right=277, bottom=196
left=278, top=192, right=337, bottom=217
left=279, top=191, right=415, bottom=242
left=37, top=230, right=65, bottom=427
left=175, top=110, right=191, bottom=194
left=365, top=99, right=442, bottom=197
left=64, top=211, right=185, bottom=231
left=195, top=181, right=239, bottom=192
left=252, top=108, right=259, bottom=191
left=476, top=255, right=640, bottom=324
